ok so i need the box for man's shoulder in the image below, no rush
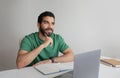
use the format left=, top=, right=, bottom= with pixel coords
left=24, top=32, right=38, bottom=38
left=22, top=32, right=38, bottom=42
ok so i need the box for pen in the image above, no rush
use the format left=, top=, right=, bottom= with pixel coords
left=44, top=33, right=48, bottom=38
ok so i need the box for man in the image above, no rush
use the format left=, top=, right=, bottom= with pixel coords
left=16, top=11, right=74, bottom=68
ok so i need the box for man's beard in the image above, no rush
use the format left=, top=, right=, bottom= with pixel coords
left=39, top=27, right=53, bottom=37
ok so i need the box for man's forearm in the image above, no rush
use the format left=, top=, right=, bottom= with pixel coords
left=33, top=53, right=74, bottom=66
left=17, top=44, right=44, bottom=68
left=54, top=52, right=74, bottom=63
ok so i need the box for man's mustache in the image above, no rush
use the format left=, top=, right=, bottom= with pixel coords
left=45, top=28, right=53, bottom=31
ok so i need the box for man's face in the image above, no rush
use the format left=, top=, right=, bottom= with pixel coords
left=39, top=16, right=55, bottom=37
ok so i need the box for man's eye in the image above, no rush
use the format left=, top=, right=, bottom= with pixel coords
left=52, top=22, right=55, bottom=25
left=44, top=21, right=48, bottom=24
left=43, top=21, right=48, bottom=24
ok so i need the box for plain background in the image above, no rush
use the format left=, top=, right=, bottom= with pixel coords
left=0, top=0, right=120, bottom=71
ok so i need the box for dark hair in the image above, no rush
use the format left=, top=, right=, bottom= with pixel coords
left=38, top=11, right=55, bottom=24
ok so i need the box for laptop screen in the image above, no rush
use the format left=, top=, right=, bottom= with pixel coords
left=54, top=49, right=101, bottom=78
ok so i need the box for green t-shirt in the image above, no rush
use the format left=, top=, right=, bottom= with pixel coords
left=20, top=32, right=69, bottom=66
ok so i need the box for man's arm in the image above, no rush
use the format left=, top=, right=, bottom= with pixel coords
left=16, top=44, right=44, bottom=69
left=33, top=48, right=74, bottom=66
left=16, top=37, right=53, bottom=68
left=53, top=48, right=74, bottom=63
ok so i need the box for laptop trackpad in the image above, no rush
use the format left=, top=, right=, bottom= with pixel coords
left=54, top=71, right=73, bottom=78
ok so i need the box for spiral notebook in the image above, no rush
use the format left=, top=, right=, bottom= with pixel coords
left=34, top=62, right=73, bottom=75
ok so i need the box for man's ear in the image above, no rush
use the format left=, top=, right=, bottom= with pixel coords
left=37, top=23, right=40, bottom=28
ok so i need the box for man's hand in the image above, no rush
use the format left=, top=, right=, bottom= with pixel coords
left=33, top=59, right=52, bottom=66
left=42, top=37, right=53, bottom=47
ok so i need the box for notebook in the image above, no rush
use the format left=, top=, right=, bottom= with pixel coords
left=34, top=62, right=73, bottom=75
left=101, top=58, right=120, bottom=67
left=54, top=49, right=101, bottom=78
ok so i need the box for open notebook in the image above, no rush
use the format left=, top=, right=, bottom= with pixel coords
left=34, top=62, right=73, bottom=75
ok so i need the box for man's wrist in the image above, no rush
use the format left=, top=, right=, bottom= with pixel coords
left=40, top=44, right=45, bottom=48
left=50, top=58, right=55, bottom=63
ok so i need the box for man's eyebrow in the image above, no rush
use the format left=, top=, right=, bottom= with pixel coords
left=42, top=20, right=55, bottom=25
left=43, top=20, right=48, bottom=22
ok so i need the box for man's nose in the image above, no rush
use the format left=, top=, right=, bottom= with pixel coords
left=48, top=23, right=53, bottom=27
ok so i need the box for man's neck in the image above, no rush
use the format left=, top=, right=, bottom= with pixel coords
left=38, top=32, right=46, bottom=41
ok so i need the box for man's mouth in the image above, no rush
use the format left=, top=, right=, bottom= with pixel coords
left=45, top=28, right=53, bottom=32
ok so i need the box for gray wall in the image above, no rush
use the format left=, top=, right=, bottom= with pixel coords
left=0, top=0, right=120, bottom=71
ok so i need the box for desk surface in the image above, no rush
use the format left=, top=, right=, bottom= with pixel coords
left=0, top=63, right=120, bottom=78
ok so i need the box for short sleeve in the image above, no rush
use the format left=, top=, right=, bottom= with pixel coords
left=19, top=36, right=32, bottom=52
left=58, top=35, right=69, bottom=53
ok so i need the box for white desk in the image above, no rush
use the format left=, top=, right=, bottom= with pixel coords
left=0, top=64, right=120, bottom=78
left=99, top=64, right=120, bottom=78
left=0, top=65, right=71, bottom=78
left=0, top=67, right=46, bottom=78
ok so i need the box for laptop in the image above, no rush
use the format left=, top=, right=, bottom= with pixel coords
left=54, top=49, right=101, bottom=78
